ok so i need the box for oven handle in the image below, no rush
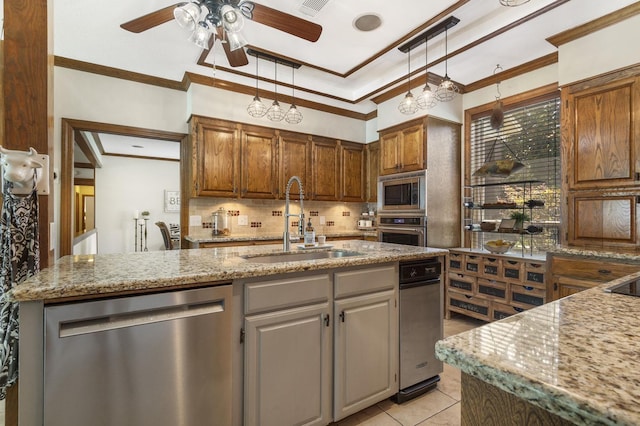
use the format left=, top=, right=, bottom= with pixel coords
left=378, top=227, right=424, bottom=234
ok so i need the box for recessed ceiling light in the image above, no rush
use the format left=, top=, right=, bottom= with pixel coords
left=353, top=14, right=382, bottom=32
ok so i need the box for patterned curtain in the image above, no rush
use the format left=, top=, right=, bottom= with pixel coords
left=0, top=179, right=40, bottom=399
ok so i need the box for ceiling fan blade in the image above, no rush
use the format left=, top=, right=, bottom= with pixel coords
left=248, top=3, right=322, bottom=42
left=216, top=28, right=249, bottom=67
left=120, top=3, right=182, bottom=33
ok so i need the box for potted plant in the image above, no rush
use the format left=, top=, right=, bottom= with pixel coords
left=509, top=211, right=530, bottom=230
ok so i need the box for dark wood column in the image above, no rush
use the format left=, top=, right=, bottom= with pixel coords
left=2, top=1, right=53, bottom=425
left=3, top=0, right=54, bottom=267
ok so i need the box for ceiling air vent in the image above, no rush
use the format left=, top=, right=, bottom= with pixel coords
left=298, top=0, right=330, bottom=17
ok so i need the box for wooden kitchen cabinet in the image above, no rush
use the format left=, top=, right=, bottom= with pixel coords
left=379, top=121, right=424, bottom=175
left=278, top=131, right=311, bottom=200
left=340, top=141, right=365, bottom=202
left=189, top=116, right=240, bottom=197
left=366, top=141, right=380, bottom=202
left=547, top=252, right=640, bottom=301
left=240, top=125, right=278, bottom=199
left=311, top=136, right=340, bottom=201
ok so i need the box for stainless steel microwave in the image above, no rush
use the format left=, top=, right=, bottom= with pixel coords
left=377, top=170, right=427, bottom=212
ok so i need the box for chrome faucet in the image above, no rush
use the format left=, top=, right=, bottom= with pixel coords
left=283, top=176, right=305, bottom=251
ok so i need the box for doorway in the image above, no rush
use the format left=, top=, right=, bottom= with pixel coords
left=60, top=118, right=187, bottom=257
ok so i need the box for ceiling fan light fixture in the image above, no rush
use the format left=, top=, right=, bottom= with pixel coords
left=227, top=31, right=248, bottom=51
left=189, top=21, right=212, bottom=49
left=499, top=0, right=531, bottom=6
left=221, top=5, right=244, bottom=33
left=174, top=2, right=201, bottom=31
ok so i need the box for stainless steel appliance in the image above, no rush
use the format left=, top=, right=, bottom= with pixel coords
left=43, top=284, right=233, bottom=426
left=377, top=170, right=427, bottom=212
left=395, top=259, right=443, bottom=403
left=377, top=214, right=427, bottom=247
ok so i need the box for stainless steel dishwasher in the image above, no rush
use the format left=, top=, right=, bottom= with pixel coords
left=43, top=284, right=232, bottom=426
left=394, top=259, right=442, bottom=403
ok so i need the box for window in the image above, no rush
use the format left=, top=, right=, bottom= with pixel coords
left=466, top=90, right=561, bottom=253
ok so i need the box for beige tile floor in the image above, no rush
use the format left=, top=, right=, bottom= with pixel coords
left=333, top=314, right=485, bottom=426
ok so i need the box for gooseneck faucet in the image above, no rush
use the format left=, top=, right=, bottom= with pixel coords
left=283, top=176, right=305, bottom=251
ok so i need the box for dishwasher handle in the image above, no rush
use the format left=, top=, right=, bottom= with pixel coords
left=399, top=278, right=440, bottom=290
left=59, top=299, right=226, bottom=338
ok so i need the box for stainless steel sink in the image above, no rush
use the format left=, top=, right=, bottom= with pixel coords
left=242, top=249, right=362, bottom=263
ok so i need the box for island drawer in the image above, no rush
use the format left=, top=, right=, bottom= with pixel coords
left=501, top=258, right=524, bottom=283
left=509, top=284, right=545, bottom=308
left=447, top=272, right=475, bottom=295
left=463, top=254, right=481, bottom=276
left=448, top=252, right=464, bottom=272
left=447, top=288, right=490, bottom=321
left=491, top=301, right=525, bottom=321
left=523, top=261, right=546, bottom=289
left=481, top=256, right=502, bottom=279
left=244, top=273, right=331, bottom=315
left=550, top=256, right=639, bottom=282
left=476, top=278, right=507, bottom=302
left=334, top=263, right=397, bottom=299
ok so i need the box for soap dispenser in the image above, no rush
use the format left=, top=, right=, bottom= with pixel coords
left=304, top=218, right=316, bottom=247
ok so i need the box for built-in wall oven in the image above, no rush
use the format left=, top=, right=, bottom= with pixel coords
left=377, top=214, right=427, bottom=247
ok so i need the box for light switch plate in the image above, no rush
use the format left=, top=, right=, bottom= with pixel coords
left=237, top=215, right=248, bottom=226
left=319, top=216, right=326, bottom=225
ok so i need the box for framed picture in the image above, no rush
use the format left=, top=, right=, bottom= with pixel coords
left=164, top=190, right=180, bottom=212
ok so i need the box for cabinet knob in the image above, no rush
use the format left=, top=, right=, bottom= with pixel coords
left=598, top=269, right=611, bottom=275
left=339, top=311, right=345, bottom=322
left=324, top=314, right=330, bottom=327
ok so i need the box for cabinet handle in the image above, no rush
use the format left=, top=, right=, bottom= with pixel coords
left=598, top=269, right=611, bottom=275
left=339, top=311, right=345, bottom=322
left=324, top=314, right=330, bottom=327
left=635, top=172, right=640, bottom=181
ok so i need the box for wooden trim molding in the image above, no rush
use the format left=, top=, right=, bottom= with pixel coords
left=547, top=2, right=640, bottom=47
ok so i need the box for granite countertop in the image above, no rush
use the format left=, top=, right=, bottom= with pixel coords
left=547, top=245, right=640, bottom=262
left=10, top=241, right=447, bottom=302
left=449, top=247, right=547, bottom=261
left=184, top=229, right=373, bottom=243
left=436, top=272, right=640, bottom=425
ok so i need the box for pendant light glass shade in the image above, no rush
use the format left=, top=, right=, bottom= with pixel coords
left=174, top=2, right=201, bottom=31
left=416, top=36, right=436, bottom=109
left=398, top=47, right=418, bottom=115
left=189, top=21, right=211, bottom=49
left=499, top=0, right=531, bottom=6
left=285, top=66, right=303, bottom=124
left=267, top=61, right=285, bottom=122
left=220, top=5, right=244, bottom=32
left=436, top=28, right=458, bottom=102
left=247, top=55, right=267, bottom=118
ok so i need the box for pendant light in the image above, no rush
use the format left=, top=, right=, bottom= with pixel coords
left=435, top=27, right=459, bottom=102
left=416, top=35, right=436, bottom=109
left=398, top=46, right=419, bottom=115
left=247, top=54, right=267, bottom=118
left=285, top=66, right=303, bottom=124
left=266, top=60, right=285, bottom=122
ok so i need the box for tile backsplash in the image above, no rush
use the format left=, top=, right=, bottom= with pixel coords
left=190, top=198, right=374, bottom=236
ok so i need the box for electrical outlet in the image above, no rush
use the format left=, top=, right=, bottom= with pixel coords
left=237, top=215, right=248, bottom=226
left=319, top=216, right=326, bottom=225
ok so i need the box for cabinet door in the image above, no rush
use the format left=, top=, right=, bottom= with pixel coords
left=244, top=304, right=332, bottom=426
left=279, top=132, right=311, bottom=200
left=311, top=138, right=340, bottom=200
left=241, top=126, right=278, bottom=199
left=366, top=141, right=380, bottom=202
left=564, top=76, right=640, bottom=189
left=380, top=132, right=401, bottom=175
left=341, top=141, right=365, bottom=202
left=399, top=124, right=425, bottom=172
left=567, top=191, right=638, bottom=247
left=196, top=120, right=240, bottom=197
left=333, top=289, right=398, bottom=421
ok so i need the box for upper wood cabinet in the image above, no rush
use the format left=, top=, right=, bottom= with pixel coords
left=366, top=141, right=380, bottom=203
left=379, top=122, right=424, bottom=175
left=189, top=116, right=240, bottom=197
left=563, top=75, right=640, bottom=190
left=311, top=136, right=340, bottom=201
left=240, top=125, right=278, bottom=199
left=340, top=141, right=365, bottom=202
left=279, top=131, right=311, bottom=200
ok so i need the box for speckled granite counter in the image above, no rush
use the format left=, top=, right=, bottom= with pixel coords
left=548, top=245, right=640, bottom=262
left=436, top=271, right=640, bottom=425
left=184, top=229, right=375, bottom=244
left=10, top=241, right=446, bottom=302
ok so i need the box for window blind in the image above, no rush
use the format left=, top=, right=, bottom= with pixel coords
left=468, top=95, right=561, bottom=252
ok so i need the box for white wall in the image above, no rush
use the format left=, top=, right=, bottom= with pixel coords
left=188, top=83, right=367, bottom=142
left=558, top=14, right=640, bottom=86
left=95, top=156, right=180, bottom=253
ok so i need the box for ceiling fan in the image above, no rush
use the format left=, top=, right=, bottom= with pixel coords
left=120, top=1, right=323, bottom=67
